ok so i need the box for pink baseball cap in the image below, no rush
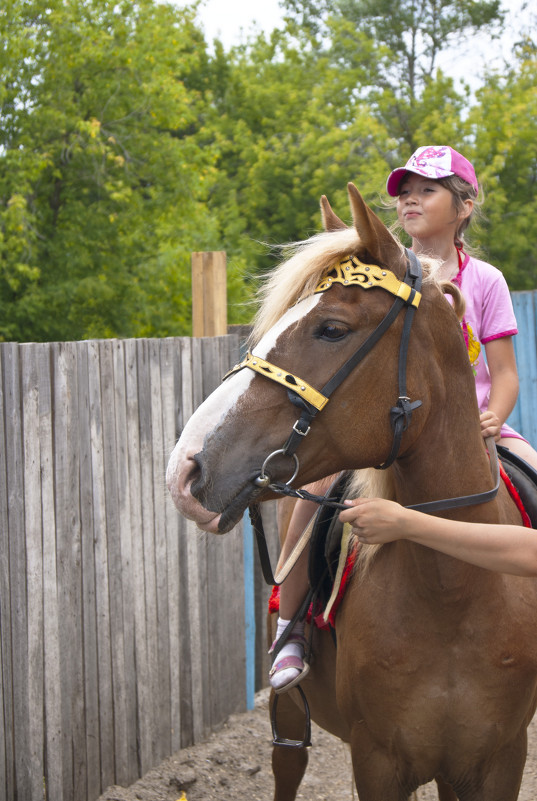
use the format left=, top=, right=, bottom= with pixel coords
left=386, top=145, right=478, bottom=196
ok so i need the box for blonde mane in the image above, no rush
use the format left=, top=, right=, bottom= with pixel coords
left=344, top=467, right=396, bottom=576
left=249, top=228, right=464, bottom=347
left=250, top=228, right=361, bottom=345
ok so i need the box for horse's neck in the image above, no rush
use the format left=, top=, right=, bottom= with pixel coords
left=390, top=419, right=503, bottom=592
left=392, top=415, right=496, bottom=516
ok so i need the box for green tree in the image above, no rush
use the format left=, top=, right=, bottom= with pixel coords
left=202, top=29, right=393, bottom=281
left=201, top=0, right=506, bottom=281
left=468, top=39, right=537, bottom=289
left=281, top=0, right=503, bottom=151
left=0, top=0, right=252, bottom=341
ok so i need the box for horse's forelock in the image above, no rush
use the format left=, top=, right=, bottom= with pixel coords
left=250, top=229, right=446, bottom=348
left=250, top=228, right=362, bottom=345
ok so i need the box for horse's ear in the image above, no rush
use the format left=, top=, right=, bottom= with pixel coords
left=347, top=183, right=405, bottom=270
left=320, top=195, right=348, bottom=232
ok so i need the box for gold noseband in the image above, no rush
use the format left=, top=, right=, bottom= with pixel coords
left=224, top=352, right=329, bottom=411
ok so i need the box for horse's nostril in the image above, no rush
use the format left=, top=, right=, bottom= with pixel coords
left=190, top=452, right=206, bottom=498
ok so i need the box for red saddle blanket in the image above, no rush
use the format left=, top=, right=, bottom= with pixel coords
left=269, top=464, right=532, bottom=630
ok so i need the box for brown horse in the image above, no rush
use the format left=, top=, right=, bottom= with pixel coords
left=166, top=183, right=537, bottom=800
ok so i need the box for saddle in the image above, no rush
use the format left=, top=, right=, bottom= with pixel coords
left=307, top=447, right=537, bottom=627
left=497, top=444, right=537, bottom=528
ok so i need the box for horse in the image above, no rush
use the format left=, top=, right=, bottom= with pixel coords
left=166, top=183, right=537, bottom=800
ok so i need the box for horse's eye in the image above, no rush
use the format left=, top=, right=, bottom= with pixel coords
left=319, top=323, right=349, bottom=341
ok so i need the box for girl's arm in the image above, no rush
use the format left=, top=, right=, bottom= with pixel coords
left=339, top=497, right=537, bottom=576
left=481, top=336, right=519, bottom=440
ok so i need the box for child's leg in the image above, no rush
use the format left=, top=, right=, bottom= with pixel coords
left=498, top=435, right=537, bottom=472
left=270, top=476, right=336, bottom=692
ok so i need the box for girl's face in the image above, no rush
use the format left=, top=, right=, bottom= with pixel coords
left=396, top=173, right=471, bottom=244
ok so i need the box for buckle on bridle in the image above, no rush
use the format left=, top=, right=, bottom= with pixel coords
left=292, top=419, right=311, bottom=437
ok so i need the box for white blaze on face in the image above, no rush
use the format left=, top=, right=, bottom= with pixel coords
left=166, top=294, right=320, bottom=526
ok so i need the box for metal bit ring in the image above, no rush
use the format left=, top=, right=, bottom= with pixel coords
left=254, top=449, right=300, bottom=488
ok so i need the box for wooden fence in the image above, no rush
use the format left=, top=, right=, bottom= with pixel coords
left=0, top=335, right=278, bottom=801
left=0, top=290, right=536, bottom=801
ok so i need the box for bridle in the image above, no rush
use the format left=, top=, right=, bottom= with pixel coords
left=223, top=247, right=500, bottom=586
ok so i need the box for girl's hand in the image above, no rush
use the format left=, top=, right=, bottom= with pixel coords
left=338, top=498, right=410, bottom=544
left=479, top=410, right=502, bottom=441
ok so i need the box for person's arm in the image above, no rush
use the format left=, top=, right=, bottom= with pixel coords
left=480, top=336, right=519, bottom=440
left=339, top=497, right=537, bottom=576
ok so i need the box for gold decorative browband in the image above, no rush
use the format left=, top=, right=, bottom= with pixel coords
left=223, top=255, right=421, bottom=410
left=314, top=255, right=421, bottom=308
left=224, top=352, right=329, bottom=411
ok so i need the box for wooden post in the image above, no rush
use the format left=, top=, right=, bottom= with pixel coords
left=191, top=251, right=227, bottom=337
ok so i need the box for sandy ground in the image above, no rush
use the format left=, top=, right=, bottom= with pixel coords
left=98, top=687, right=537, bottom=801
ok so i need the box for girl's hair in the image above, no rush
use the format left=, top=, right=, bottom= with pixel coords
left=435, top=174, right=483, bottom=249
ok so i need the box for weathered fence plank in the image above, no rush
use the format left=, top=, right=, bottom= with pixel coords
left=88, top=340, right=115, bottom=790
left=160, top=338, right=182, bottom=754
left=53, top=341, right=87, bottom=800
left=39, top=343, right=63, bottom=801
left=6, top=342, right=30, bottom=801
left=77, top=342, right=101, bottom=801
left=0, top=345, right=14, bottom=801
left=149, top=337, right=173, bottom=758
left=124, top=337, right=153, bottom=774
left=21, top=344, right=46, bottom=801
left=111, top=339, right=138, bottom=785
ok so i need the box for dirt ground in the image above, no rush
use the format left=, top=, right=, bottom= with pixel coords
left=98, top=687, right=537, bottom=801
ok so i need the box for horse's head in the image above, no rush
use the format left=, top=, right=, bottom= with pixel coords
left=167, top=184, right=470, bottom=533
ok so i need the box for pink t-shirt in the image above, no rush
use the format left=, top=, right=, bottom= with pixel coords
left=452, top=252, right=522, bottom=440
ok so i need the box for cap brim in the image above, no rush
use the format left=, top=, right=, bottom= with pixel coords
left=386, top=168, right=408, bottom=196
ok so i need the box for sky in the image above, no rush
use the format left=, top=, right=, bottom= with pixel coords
left=175, top=0, right=285, bottom=47
left=173, top=0, right=533, bottom=85
left=174, top=0, right=531, bottom=49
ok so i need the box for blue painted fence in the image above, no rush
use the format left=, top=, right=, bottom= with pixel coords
left=508, top=291, right=537, bottom=448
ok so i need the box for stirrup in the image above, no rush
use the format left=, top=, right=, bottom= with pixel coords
left=271, top=684, right=312, bottom=748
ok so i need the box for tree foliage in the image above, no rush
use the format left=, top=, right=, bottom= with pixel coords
left=469, top=41, right=537, bottom=288
left=0, top=0, right=250, bottom=340
left=1, top=0, right=536, bottom=341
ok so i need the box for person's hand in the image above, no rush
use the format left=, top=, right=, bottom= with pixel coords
left=479, top=410, right=502, bottom=441
left=338, top=497, right=409, bottom=544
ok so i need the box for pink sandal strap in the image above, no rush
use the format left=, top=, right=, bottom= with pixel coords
left=269, top=655, right=304, bottom=677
